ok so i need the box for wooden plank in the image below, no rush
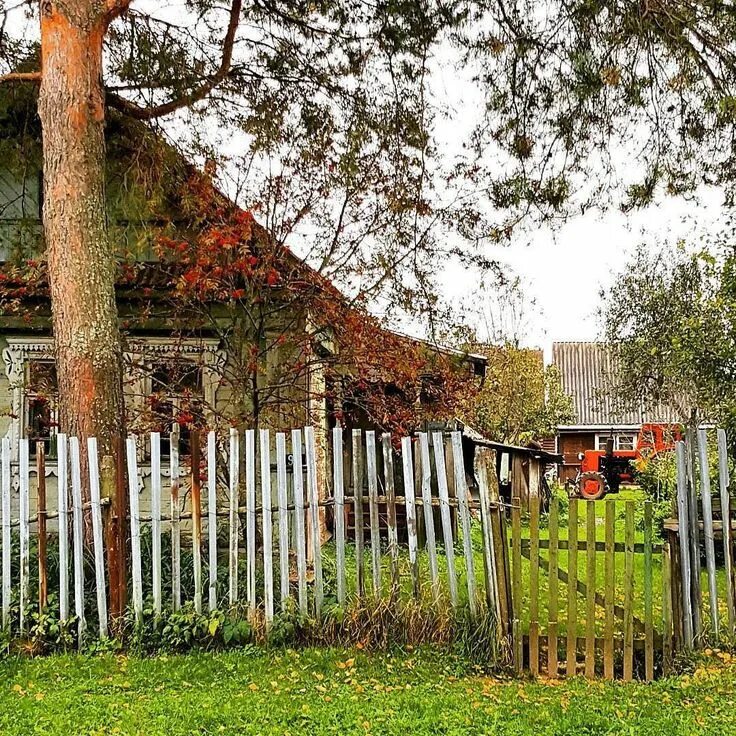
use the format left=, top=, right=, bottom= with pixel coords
left=88, top=438, right=108, bottom=638
left=603, top=499, right=615, bottom=680
left=56, top=434, right=69, bottom=623
left=547, top=497, right=559, bottom=678
left=228, top=427, right=239, bottom=606
left=207, top=431, right=217, bottom=612
left=382, top=433, right=400, bottom=597
left=419, top=433, right=440, bottom=598
left=698, top=428, right=719, bottom=638
left=365, top=431, right=382, bottom=596
left=511, top=492, right=523, bottom=674
left=475, top=448, right=501, bottom=621
left=36, top=443, right=48, bottom=613
left=333, top=427, right=346, bottom=606
left=623, top=500, right=635, bottom=682
left=584, top=500, right=596, bottom=678
left=451, top=431, right=476, bottom=617
left=191, top=432, right=203, bottom=614
left=276, top=432, right=290, bottom=609
left=351, top=429, right=365, bottom=597
left=291, top=430, right=308, bottom=613
left=566, top=498, right=578, bottom=677
left=126, top=437, right=143, bottom=624
left=686, top=428, right=703, bottom=638
left=662, top=541, right=673, bottom=675
left=432, top=432, right=458, bottom=607
left=0, top=438, right=9, bottom=632
left=305, top=426, right=323, bottom=617
left=529, top=492, right=540, bottom=676
left=151, top=432, right=162, bottom=618
left=644, top=500, right=654, bottom=681
left=717, top=428, right=734, bottom=635
left=675, top=441, right=694, bottom=647
left=245, top=429, right=256, bottom=612
left=260, top=429, right=274, bottom=625
left=170, top=432, right=181, bottom=611
left=18, top=438, right=29, bottom=634
left=69, top=437, right=86, bottom=644
left=401, top=437, right=420, bottom=598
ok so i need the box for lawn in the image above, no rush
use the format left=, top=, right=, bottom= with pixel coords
left=1, top=647, right=736, bottom=735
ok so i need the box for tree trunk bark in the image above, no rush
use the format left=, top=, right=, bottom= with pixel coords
left=37, top=2, right=124, bottom=478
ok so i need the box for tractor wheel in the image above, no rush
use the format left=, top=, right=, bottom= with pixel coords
left=577, top=471, right=608, bottom=501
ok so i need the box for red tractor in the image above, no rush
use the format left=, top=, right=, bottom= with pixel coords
left=573, top=423, right=682, bottom=500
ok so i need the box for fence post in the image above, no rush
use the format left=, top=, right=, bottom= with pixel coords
left=101, top=453, right=119, bottom=630
left=36, top=443, right=48, bottom=613
left=114, top=434, right=128, bottom=621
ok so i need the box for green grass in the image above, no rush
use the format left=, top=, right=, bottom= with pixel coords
left=2, top=647, right=736, bottom=735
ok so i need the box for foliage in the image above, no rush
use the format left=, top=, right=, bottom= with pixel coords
left=2, top=648, right=736, bottom=735
left=462, top=344, right=573, bottom=443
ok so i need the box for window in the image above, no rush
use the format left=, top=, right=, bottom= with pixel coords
left=595, top=433, right=637, bottom=451
left=617, top=433, right=637, bottom=451
left=25, top=360, right=58, bottom=458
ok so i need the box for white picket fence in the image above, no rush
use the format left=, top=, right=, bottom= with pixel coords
left=0, top=426, right=504, bottom=644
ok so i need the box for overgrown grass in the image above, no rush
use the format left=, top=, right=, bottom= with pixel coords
left=1, top=647, right=736, bottom=735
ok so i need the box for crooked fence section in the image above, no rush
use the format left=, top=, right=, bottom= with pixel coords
left=0, top=428, right=508, bottom=647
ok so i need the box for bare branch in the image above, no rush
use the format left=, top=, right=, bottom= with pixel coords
left=0, top=71, right=41, bottom=84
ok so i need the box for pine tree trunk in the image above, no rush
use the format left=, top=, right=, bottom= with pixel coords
left=37, top=2, right=124, bottom=475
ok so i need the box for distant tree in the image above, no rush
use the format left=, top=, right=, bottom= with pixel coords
left=462, top=344, right=574, bottom=444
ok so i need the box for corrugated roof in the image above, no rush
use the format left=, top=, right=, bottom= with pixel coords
left=552, top=342, right=681, bottom=426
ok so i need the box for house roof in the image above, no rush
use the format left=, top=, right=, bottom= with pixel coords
left=552, top=341, right=681, bottom=427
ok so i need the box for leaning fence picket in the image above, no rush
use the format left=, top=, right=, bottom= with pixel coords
left=19, top=439, right=29, bottom=634
left=292, top=429, right=308, bottom=614
left=207, top=431, right=217, bottom=612
left=351, top=429, right=365, bottom=597
left=1, top=437, right=10, bottom=631
left=717, top=428, right=734, bottom=635
left=333, top=428, right=346, bottom=606
left=126, top=437, right=143, bottom=624
left=305, top=426, right=323, bottom=617
left=676, top=441, right=694, bottom=648
left=382, top=433, right=400, bottom=596
left=662, top=542, right=673, bottom=674
left=228, top=428, right=240, bottom=606
left=151, top=432, right=162, bottom=618
left=511, top=491, right=523, bottom=674
left=697, top=428, right=719, bottom=638
left=260, top=430, right=274, bottom=625
left=401, top=436, right=421, bottom=599
left=57, top=434, right=69, bottom=623
left=170, top=433, right=181, bottom=611
left=365, top=431, right=382, bottom=596
left=451, top=431, right=477, bottom=618
left=276, top=432, right=290, bottom=609
left=433, top=432, right=458, bottom=607
left=419, top=433, right=439, bottom=597
left=529, top=492, right=540, bottom=677
left=245, top=430, right=256, bottom=612
left=191, top=432, right=203, bottom=615
left=69, top=437, right=86, bottom=643
left=88, top=438, right=108, bottom=638
left=686, top=428, right=703, bottom=638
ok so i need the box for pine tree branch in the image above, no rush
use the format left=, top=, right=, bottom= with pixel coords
left=106, top=0, right=241, bottom=121
left=0, top=71, right=41, bottom=84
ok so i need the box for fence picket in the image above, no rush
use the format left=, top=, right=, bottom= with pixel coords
left=603, top=499, right=615, bottom=680
left=623, top=501, right=635, bottom=682
left=432, top=432, right=458, bottom=607
left=662, top=542, right=673, bottom=675
left=19, top=439, right=29, bottom=634
left=451, top=431, right=476, bottom=617
left=0, top=440, right=8, bottom=631
left=401, top=436, right=420, bottom=598
left=566, top=498, right=578, bottom=677
left=291, top=430, right=308, bottom=614
left=717, top=429, right=734, bottom=635
left=207, top=431, right=217, bottom=612
left=584, top=501, right=596, bottom=679
left=382, top=434, right=399, bottom=596
left=69, top=437, right=86, bottom=644
left=675, top=441, right=694, bottom=648
left=170, top=433, right=181, bottom=611
left=228, top=428, right=240, bottom=606
left=475, top=448, right=500, bottom=619
left=56, top=434, right=69, bottom=623
left=151, top=432, right=162, bottom=618
left=276, top=432, right=290, bottom=608
left=697, top=428, right=719, bottom=638
left=88, top=438, right=108, bottom=638
left=191, top=432, right=203, bottom=615
left=126, top=437, right=143, bottom=624
left=511, top=491, right=522, bottom=674
left=529, top=492, right=540, bottom=676
left=644, top=500, right=654, bottom=682
left=333, top=428, right=346, bottom=606
left=245, top=430, right=256, bottom=613
left=351, top=429, right=365, bottom=597
left=305, top=426, right=323, bottom=617
left=260, top=430, right=274, bottom=625
left=419, top=433, right=439, bottom=597
left=547, top=497, right=559, bottom=678
left=365, top=431, right=382, bottom=596
left=686, top=428, right=703, bottom=638
left=36, top=443, right=48, bottom=613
